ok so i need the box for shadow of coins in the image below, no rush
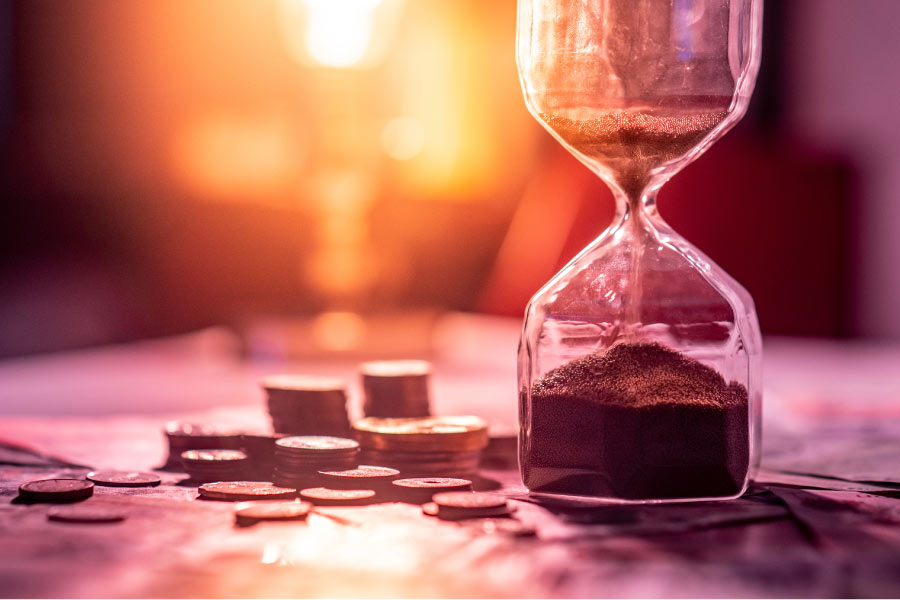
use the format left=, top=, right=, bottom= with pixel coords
left=234, top=501, right=312, bottom=527
left=48, top=504, right=127, bottom=524
left=471, top=474, right=502, bottom=492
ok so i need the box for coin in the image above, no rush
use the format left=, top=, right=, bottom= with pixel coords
left=19, top=479, right=94, bottom=503
left=162, top=422, right=244, bottom=470
left=262, top=376, right=351, bottom=437
left=235, top=500, right=313, bottom=524
left=261, top=374, right=346, bottom=392
left=299, top=487, right=377, bottom=506
left=353, top=416, right=488, bottom=452
left=181, top=449, right=248, bottom=462
left=47, top=505, right=127, bottom=523
left=86, top=471, right=162, bottom=488
left=391, top=477, right=472, bottom=503
left=276, top=436, right=359, bottom=451
left=198, top=481, right=298, bottom=501
left=317, top=466, right=399, bottom=490
left=432, top=491, right=511, bottom=519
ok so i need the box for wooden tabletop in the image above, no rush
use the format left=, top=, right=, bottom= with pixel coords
left=2, top=315, right=900, bottom=598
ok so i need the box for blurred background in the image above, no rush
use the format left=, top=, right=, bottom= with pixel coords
left=0, top=0, right=897, bottom=360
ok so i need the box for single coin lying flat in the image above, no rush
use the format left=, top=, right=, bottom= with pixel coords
left=87, top=470, right=161, bottom=488
left=19, top=479, right=94, bottom=503
left=198, top=481, right=298, bottom=501
left=432, top=491, right=512, bottom=519
left=299, top=487, right=377, bottom=506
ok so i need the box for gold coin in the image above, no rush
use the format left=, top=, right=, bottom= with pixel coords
left=352, top=416, right=488, bottom=452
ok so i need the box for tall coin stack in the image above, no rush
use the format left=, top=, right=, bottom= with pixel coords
left=360, top=360, right=431, bottom=418
left=163, top=422, right=243, bottom=470
left=352, top=416, right=488, bottom=479
left=272, top=436, right=360, bottom=489
left=239, top=432, right=288, bottom=480
left=262, top=375, right=352, bottom=437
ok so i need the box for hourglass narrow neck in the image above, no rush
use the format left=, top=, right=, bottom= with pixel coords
left=611, top=185, right=660, bottom=233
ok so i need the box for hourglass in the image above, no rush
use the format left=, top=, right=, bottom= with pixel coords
left=516, top=0, right=763, bottom=502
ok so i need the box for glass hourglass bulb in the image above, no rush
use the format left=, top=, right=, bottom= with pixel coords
left=516, top=0, right=763, bottom=502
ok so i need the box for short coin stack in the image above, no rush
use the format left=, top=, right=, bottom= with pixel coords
left=360, top=360, right=431, bottom=418
left=272, top=436, right=359, bottom=490
left=163, top=422, right=243, bottom=470
left=181, top=449, right=250, bottom=483
left=240, top=432, right=288, bottom=480
left=353, top=416, right=489, bottom=478
left=262, top=375, right=352, bottom=437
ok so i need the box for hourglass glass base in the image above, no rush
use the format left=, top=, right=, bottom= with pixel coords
left=517, top=209, right=762, bottom=504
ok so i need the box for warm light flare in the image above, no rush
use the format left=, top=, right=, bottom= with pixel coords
left=170, top=113, right=300, bottom=200
left=277, top=0, right=404, bottom=69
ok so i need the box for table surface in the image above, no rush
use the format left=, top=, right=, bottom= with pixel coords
left=2, top=314, right=900, bottom=598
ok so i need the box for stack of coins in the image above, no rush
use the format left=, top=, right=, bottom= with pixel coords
left=353, top=416, right=488, bottom=478
left=360, top=360, right=431, bottom=418
left=181, top=449, right=250, bottom=483
left=272, top=436, right=359, bottom=489
left=262, top=375, right=352, bottom=437
left=163, top=422, right=243, bottom=470
left=240, top=432, right=289, bottom=480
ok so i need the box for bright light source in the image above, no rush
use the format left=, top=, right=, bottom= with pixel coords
left=381, top=116, right=426, bottom=161
left=277, top=0, right=404, bottom=69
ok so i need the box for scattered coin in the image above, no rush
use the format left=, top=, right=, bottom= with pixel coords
left=47, top=505, right=127, bottom=523
left=391, top=477, right=473, bottom=504
left=317, top=466, right=399, bottom=490
left=87, top=470, right=162, bottom=488
left=19, top=479, right=94, bottom=503
left=432, top=491, right=512, bottom=519
left=235, top=500, right=313, bottom=525
left=198, top=481, right=298, bottom=501
left=299, top=487, right=377, bottom=506
left=360, top=360, right=431, bottom=418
